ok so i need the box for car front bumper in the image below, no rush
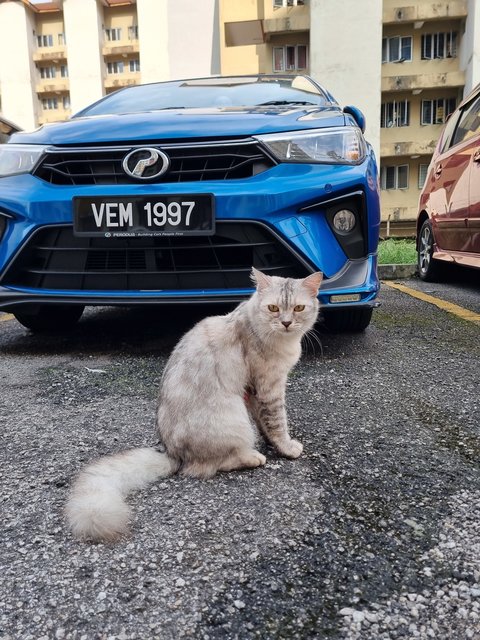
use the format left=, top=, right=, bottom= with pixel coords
left=0, top=155, right=380, bottom=312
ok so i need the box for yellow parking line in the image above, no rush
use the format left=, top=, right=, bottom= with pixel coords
left=384, top=281, right=480, bottom=325
left=0, top=313, right=14, bottom=323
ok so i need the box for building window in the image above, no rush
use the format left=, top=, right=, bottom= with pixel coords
left=105, top=28, right=122, bottom=42
left=421, top=32, right=457, bottom=59
left=272, top=44, right=308, bottom=71
left=297, top=45, right=307, bottom=69
left=380, top=164, right=409, bottom=190
left=273, top=47, right=284, bottom=71
left=39, top=66, right=56, bottom=79
left=418, top=164, right=429, bottom=189
left=107, top=61, right=124, bottom=74
left=58, top=33, right=66, bottom=45
left=129, top=59, right=140, bottom=72
left=62, top=96, right=71, bottom=110
left=128, top=25, right=138, bottom=40
left=381, top=100, right=410, bottom=127
left=382, top=36, right=412, bottom=63
left=37, top=34, right=54, bottom=48
left=421, top=98, right=456, bottom=125
left=42, top=97, right=58, bottom=110
left=60, top=65, right=69, bottom=78
left=274, top=0, right=305, bottom=6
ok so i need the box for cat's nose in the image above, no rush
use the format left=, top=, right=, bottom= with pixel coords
left=282, top=320, right=292, bottom=329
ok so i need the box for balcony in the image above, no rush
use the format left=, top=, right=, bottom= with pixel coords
left=382, top=69, right=465, bottom=92
left=102, top=41, right=140, bottom=57
left=32, top=46, right=67, bottom=62
left=38, top=109, right=71, bottom=126
left=36, top=80, right=69, bottom=94
left=383, top=0, right=467, bottom=24
left=104, top=73, right=140, bottom=89
left=380, top=137, right=437, bottom=158
left=263, top=13, right=310, bottom=34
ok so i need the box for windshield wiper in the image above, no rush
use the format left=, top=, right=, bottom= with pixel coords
left=256, top=100, right=317, bottom=106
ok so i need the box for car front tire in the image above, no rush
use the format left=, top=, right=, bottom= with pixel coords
left=418, top=220, right=444, bottom=282
left=13, top=305, right=85, bottom=332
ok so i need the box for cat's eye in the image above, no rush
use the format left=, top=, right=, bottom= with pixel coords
left=268, top=304, right=279, bottom=312
left=294, top=305, right=305, bottom=312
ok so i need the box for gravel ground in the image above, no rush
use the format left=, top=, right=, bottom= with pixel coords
left=1, top=282, right=479, bottom=639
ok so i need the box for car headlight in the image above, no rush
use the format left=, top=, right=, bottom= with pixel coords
left=255, top=127, right=366, bottom=165
left=0, top=144, right=47, bottom=177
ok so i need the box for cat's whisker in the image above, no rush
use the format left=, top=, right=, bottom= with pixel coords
left=304, top=327, right=324, bottom=357
left=311, top=330, right=324, bottom=356
left=302, top=332, right=313, bottom=354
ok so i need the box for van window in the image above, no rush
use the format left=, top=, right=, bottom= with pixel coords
left=451, top=94, right=480, bottom=147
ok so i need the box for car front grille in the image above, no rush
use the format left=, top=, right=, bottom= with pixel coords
left=1, top=222, right=310, bottom=293
left=33, top=140, right=276, bottom=185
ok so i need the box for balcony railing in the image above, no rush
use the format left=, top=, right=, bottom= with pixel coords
left=36, top=80, right=69, bottom=94
left=102, top=41, right=140, bottom=57
left=380, top=138, right=437, bottom=158
left=263, top=13, right=309, bottom=33
left=382, top=69, right=465, bottom=92
left=32, top=46, right=67, bottom=62
left=104, top=73, right=140, bottom=89
left=38, top=109, right=71, bottom=125
left=383, top=0, right=467, bottom=24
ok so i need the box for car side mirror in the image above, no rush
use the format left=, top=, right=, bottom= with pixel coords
left=343, top=105, right=366, bottom=133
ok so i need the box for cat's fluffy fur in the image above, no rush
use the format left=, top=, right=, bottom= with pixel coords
left=66, top=268, right=322, bottom=541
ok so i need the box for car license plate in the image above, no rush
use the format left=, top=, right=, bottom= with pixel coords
left=73, top=195, right=215, bottom=237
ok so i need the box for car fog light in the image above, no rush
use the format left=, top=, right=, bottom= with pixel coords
left=330, top=294, right=361, bottom=303
left=333, top=209, right=356, bottom=233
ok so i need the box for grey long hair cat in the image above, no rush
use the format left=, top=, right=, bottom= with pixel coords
left=66, top=268, right=323, bottom=542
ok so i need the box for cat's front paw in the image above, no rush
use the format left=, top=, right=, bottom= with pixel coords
left=279, top=439, right=303, bottom=459
left=251, top=450, right=267, bottom=467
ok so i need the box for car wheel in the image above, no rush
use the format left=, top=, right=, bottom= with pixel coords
left=13, top=305, right=85, bottom=332
left=321, top=307, right=373, bottom=333
left=417, top=220, right=444, bottom=282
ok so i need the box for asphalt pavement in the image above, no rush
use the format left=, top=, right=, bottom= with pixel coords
left=1, top=275, right=479, bottom=639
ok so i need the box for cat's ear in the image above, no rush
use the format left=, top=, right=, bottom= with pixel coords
left=302, top=271, right=323, bottom=297
left=251, top=267, right=272, bottom=292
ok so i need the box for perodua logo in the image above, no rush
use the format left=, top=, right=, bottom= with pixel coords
left=122, top=147, right=170, bottom=179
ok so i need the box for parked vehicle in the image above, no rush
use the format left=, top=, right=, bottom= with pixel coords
left=417, top=83, right=480, bottom=281
left=0, top=75, right=380, bottom=332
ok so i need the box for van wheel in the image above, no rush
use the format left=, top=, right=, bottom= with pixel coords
left=14, top=305, right=84, bottom=332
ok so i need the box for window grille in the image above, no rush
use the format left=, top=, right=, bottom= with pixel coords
left=380, top=164, right=409, bottom=190
left=381, top=100, right=410, bottom=127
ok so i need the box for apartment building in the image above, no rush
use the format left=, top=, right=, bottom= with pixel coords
left=0, top=0, right=220, bottom=130
left=220, top=0, right=480, bottom=232
left=380, top=0, right=472, bottom=229
left=1, top=0, right=479, bottom=232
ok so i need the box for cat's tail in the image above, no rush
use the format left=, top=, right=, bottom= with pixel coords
left=65, top=447, right=179, bottom=542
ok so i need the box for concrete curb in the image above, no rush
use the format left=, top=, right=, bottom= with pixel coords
left=378, top=263, right=417, bottom=280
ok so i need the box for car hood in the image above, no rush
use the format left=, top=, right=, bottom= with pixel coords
left=10, top=106, right=347, bottom=146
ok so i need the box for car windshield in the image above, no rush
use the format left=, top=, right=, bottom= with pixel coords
left=74, top=75, right=330, bottom=117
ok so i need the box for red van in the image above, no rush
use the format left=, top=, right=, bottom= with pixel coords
left=417, top=83, right=480, bottom=281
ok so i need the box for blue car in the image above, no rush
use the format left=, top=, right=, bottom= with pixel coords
left=0, top=75, right=380, bottom=332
